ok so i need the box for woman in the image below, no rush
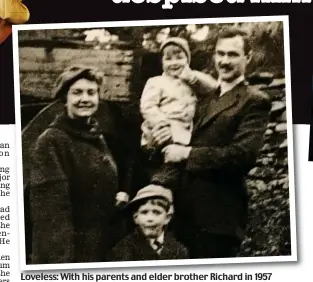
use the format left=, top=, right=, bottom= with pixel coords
left=29, top=65, right=129, bottom=264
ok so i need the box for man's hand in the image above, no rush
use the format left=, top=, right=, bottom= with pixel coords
left=162, top=144, right=192, bottom=163
left=150, top=121, right=172, bottom=147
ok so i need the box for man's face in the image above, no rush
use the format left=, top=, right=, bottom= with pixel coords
left=134, top=200, right=170, bottom=239
left=214, top=35, right=251, bottom=82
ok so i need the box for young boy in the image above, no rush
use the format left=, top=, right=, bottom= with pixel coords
left=107, top=185, right=188, bottom=261
left=139, top=37, right=217, bottom=191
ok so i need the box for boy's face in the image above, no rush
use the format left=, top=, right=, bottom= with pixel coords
left=162, top=44, right=188, bottom=78
left=134, top=200, right=171, bottom=239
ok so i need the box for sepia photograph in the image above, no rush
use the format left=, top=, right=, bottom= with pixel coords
left=12, top=16, right=296, bottom=270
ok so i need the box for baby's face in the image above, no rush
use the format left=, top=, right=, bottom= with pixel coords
left=134, top=200, right=170, bottom=239
left=162, top=44, right=188, bottom=78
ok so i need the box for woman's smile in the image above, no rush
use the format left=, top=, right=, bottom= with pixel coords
left=66, top=78, right=99, bottom=119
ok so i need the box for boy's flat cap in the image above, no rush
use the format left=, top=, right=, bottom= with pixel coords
left=129, top=184, right=173, bottom=205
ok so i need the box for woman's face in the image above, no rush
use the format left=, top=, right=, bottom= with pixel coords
left=66, top=78, right=99, bottom=119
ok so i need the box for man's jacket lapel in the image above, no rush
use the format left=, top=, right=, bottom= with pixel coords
left=193, top=82, right=245, bottom=132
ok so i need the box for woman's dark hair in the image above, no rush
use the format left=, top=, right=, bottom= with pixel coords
left=54, top=65, right=104, bottom=102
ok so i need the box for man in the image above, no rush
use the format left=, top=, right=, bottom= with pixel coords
left=154, top=27, right=271, bottom=258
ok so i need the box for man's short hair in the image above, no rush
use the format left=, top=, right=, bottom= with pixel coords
left=216, top=26, right=251, bottom=55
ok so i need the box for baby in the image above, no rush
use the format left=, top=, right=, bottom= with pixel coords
left=140, top=37, right=217, bottom=190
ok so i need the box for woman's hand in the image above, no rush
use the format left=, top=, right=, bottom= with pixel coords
left=115, top=192, right=129, bottom=207
left=150, top=121, right=172, bottom=147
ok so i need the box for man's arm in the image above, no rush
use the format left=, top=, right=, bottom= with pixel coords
left=185, top=95, right=271, bottom=174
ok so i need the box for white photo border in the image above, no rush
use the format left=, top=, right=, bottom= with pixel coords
left=12, top=15, right=297, bottom=271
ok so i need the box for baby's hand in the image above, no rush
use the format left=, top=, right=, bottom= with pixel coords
left=178, top=65, right=196, bottom=84
left=115, top=192, right=129, bottom=207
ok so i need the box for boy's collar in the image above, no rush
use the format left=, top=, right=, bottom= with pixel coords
left=149, top=231, right=165, bottom=245
left=134, top=227, right=165, bottom=246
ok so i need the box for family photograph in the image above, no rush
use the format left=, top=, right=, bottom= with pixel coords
left=15, top=19, right=293, bottom=267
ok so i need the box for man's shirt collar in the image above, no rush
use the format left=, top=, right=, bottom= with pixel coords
left=218, top=75, right=245, bottom=97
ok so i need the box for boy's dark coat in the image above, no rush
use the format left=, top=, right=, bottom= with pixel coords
left=107, top=228, right=188, bottom=261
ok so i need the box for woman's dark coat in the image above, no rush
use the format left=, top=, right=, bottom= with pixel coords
left=29, top=113, right=120, bottom=264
